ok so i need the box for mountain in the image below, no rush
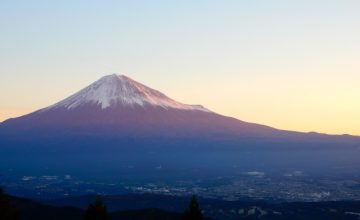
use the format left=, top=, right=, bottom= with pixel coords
left=0, top=74, right=281, bottom=138
left=1, top=74, right=360, bottom=194
left=2, top=74, right=357, bottom=140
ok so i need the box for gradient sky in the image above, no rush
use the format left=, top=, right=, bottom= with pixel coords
left=1, top=0, right=360, bottom=135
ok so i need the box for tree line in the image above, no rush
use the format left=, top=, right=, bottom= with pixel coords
left=84, top=195, right=204, bottom=220
left=0, top=187, right=204, bottom=220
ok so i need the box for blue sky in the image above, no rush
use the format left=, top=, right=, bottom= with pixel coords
left=1, top=0, right=360, bottom=134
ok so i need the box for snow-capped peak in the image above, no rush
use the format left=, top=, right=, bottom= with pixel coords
left=45, top=74, right=210, bottom=112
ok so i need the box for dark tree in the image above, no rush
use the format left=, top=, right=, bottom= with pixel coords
left=182, top=195, right=204, bottom=220
left=84, top=195, right=109, bottom=220
left=0, top=187, right=20, bottom=220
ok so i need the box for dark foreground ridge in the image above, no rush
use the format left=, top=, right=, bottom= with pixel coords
left=2, top=190, right=360, bottom=220
left=2, top=193, right=182, bottom=220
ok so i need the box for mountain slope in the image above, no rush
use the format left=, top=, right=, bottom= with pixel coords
left=0, top=73, right=360, bottom=187
left=1, top=74, right=358, bottom=142
left=0, top=74, right=287, bottom=140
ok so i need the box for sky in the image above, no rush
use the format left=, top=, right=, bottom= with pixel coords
left=1, top=0, right=360, bottom=135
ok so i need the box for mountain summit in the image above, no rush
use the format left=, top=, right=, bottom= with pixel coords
left=45, top=74, right=209, bottom=112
